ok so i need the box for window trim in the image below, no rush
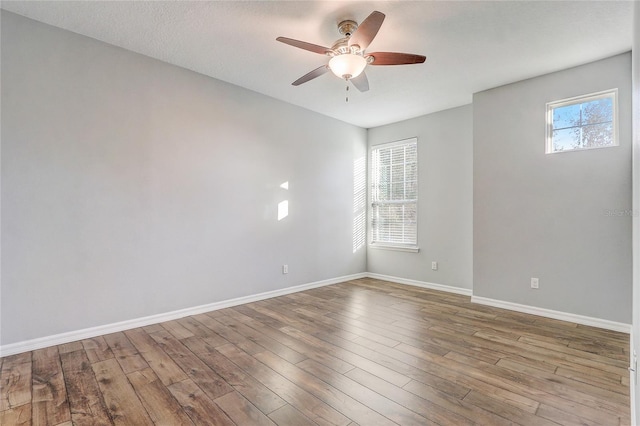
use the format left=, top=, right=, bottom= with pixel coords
left=369, top=137, right=419, bottom=252
left=545, top=89, right=619, bottom=154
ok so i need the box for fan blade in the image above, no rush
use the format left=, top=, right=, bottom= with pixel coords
left=368, top=52, right=426, bottom=65
left=348, top=11, right=385, bottom=50
left=276, top=37, right=330, bottom=55
left=292, top=65, right=329, bottom=86
left=351, top=72, right=369, bottom=92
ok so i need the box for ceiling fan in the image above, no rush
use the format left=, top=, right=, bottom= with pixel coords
left=276, top=11, right=426, bottom=93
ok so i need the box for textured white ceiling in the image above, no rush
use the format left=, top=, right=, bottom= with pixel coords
left=1, top=1, right=634, bottom=128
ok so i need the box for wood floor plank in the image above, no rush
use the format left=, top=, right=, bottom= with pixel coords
left=328, top=312, right=483, bottom=361
left=216, top=343, right=351, bottom=426
left=91, top=358, right=153, bottom=425
left=268, top=404, right=317, bottom=426
left=124, top=328, right=187, bottom=387
left=568, top=339, right=627, bottom=358
left=575, top=324, right=629, bottom=344
left=253, top=302, right=360, bottom=341
left=226, top=307, right=356, bottom=374
left=126, top=367, right=193, bottom=425
left=195, top=313, right=266, bottom=355
left=254, top=350, right=398, bottom=426
left=214, top=391, right=277, bottom=426
left=497, top=357, right=629, bottom=405
left=555, top=365, right=628, bottom=394
left=276, top=323, right=412, bottom=388
left=58, top=341, right=84, bottom=355
left=448, top=341, right=628, bottom=414
left=440, top=350, right=627, bottom=424
left=369, top=332, right=604, bottom=410
left=195, top=347, right=287, bottom=414
left=0, top=402, right=31, bottom=425
left=175, top=317, right=228, bottom=347
left=283, top=323, right=471, bottom=400
left=59, top=349, right=112, bottom=426
left=81, top=337, right=114, bottom=364
left=345, top=367, right=507, bottom=426
left=465, top=328, right=608, bottom=375
left=536, top=402, right=618, bottom=426
left=463, top=390, right=558, bottom=426
left=0, top=278, right=629, bottom=425
left=0, top=352, right=32, bottom=411
left=141, top=324, right=166, bottom=334
left=301, top=358, right=459, bottom=426
left=1, top=352, right=32, bottom=365
left=146, top=329, right=234, bottom=400
left=323, top=284, right=448, bottom=321
left=32, top=346, right=71, bottom=425
left=160, top=320, right=194, bottom=340
left=103, top=332, right=149, bottom=374
left=179, top=335, right=226, bottom=355
left=285, top=296, right=403, bottom=349
left=475, top=316, right=626, bottom=356
left=296, top=309, right=416, bottom=354
left=166, top=379, right=235, bottom=426
left=518, top=334, right=629, bottom=367
left=290, top=358, right=429, bottom=426
left=216, top=314, right=308, bottom=364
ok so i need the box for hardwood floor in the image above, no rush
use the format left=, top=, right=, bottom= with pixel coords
left=0, top=278, right=630, bottom=425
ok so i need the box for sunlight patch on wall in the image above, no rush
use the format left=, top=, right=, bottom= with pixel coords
left=353, top=157, right=366, bottom=252
left=278, top=200, right=289, bottom=221
left=278, top=181, right=289, bottom=221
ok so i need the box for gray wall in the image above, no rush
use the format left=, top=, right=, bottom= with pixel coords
left=1, top=11, right=367, bottom=345
left=631, top=1, right=639, bottom=419
left=367, top=105, right=473, bottom=290
left=474, top=53, right=632, bottom=323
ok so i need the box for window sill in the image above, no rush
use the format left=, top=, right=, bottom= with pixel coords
left=369, top=244, right=420, bottom=253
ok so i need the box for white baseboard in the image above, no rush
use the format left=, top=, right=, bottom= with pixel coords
left=0, top=272, right=367, bottom=357
left=365, top=272, right=473, bottom=296
left=2, top=272, right=630, bottom=356
left=364, top=272, right=630, bottom=334
left=471, top=295, right=631, bottom=334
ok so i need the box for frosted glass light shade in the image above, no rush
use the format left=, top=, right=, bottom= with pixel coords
left=328, top=54, right=367, bottom=79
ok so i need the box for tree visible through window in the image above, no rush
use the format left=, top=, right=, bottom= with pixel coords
left=546, top=89, right=618, bottom=153
left=370, top=138, right=418, bottom=249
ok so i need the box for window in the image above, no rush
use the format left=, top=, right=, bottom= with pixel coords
left=370, top=138, right=418, bottom=251
left=546, top=89, right=618, bottom=153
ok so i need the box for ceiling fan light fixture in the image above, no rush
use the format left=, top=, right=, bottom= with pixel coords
left=277, top=10, right=425, bottom=91
left=328, top=53, right=367, bottom=80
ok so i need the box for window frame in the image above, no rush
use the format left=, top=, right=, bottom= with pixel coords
left=369, top=137, right=419, bottom=252
left=545, top=89, right=619, bottom=154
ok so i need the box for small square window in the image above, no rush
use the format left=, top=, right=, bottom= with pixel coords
left=546, top=89, right=618, bottom=153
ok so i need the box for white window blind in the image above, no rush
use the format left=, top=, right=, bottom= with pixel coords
left=370, top=139, right=418, bottom=248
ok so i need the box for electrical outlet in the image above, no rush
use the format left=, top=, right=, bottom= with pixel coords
left=531, top=277, right=539, bottom=289
left=282, top=264, right=288, bottom=274
left=431, top=261, right=438, bottom=271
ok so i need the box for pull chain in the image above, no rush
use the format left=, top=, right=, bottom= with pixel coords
left=345, top=84, right=349, bottom=103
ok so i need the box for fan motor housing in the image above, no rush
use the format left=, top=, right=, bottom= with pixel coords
left=337, top=19, right=358, bottom=37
